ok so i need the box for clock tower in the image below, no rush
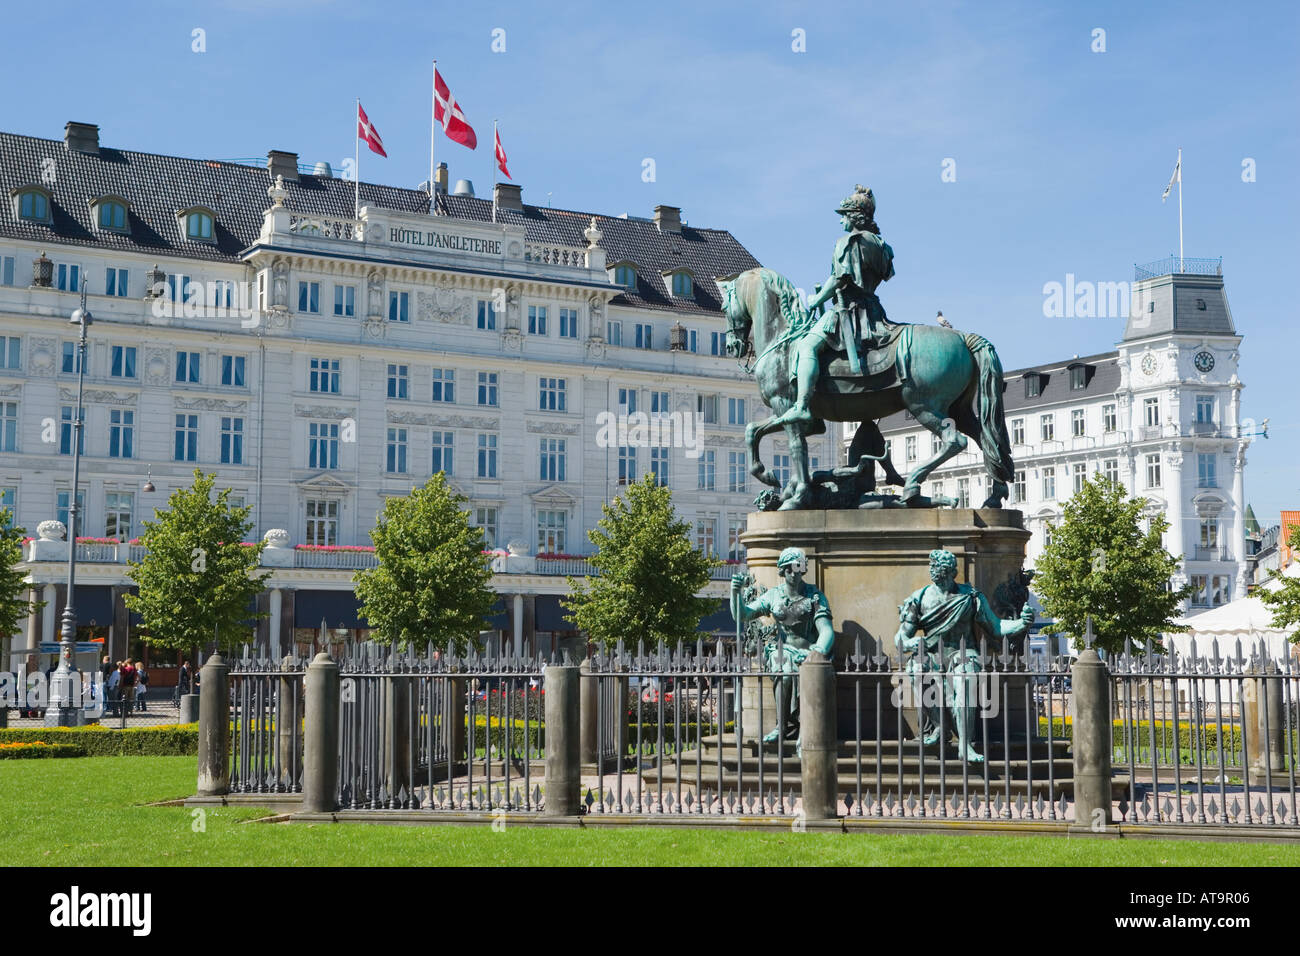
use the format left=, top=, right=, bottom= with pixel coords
left=1117, top=259, right=1250, bottom=612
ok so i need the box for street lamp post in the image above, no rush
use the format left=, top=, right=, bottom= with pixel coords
left=46, top=288, right=92, bottom=726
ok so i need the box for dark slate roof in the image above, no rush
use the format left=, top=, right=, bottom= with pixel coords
left=1123, top=273, right=1236, bottom=341
left=878, top=348, right=1121, bottom=432
left=0, top=130, right=760, bottom=314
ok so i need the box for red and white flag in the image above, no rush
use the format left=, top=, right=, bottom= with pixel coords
left=357, top=103, right=387, bottom=157
left=434, top=68, right=477, bottom=150
left=494, top=127, right=511, bottom=180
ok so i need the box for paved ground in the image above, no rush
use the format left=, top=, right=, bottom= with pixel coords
left=2, top=696, right=186, bottom=728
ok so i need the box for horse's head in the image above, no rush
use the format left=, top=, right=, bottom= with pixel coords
left=719, top=277, right=751, bottom=360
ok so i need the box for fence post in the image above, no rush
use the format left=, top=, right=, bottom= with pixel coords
left=196, top=653, right=229, bottom=797
left=450, top=677, right=468, bottom=769
left=579, top=656, right=598, bottom=768
left=386, top=674, right=412, bottom=805
left=278, top=655, right=303, bottom=790
left=1070, top=648, right=1112, bottom=832
left=799, top=651, right=838, bottom=822
left=543, top=662, right=580, bottom=817
left=302, top=652, right=340, bottom=814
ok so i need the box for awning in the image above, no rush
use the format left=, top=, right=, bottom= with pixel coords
left=483, top=598, right=508, bottom=631
left=535, top=594, right=576, bottom=632
left=67, top=585, right=114, bottom=627
left=697, top=603, right=736, bottom=634
left=293, top=590, right=370, bottom=629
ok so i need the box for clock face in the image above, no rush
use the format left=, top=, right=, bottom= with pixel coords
left=1194, top=350, right=1216, bottom=373
left=1140, top=353, right=1158, bottom=376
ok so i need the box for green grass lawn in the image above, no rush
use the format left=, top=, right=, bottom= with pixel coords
left=2, top=756, right=1299, bottom=866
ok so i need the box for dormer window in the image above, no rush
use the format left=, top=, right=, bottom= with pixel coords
left=93, top=197, right=130, bottom=234
left=1023, top=372, right=1044, bottom=399
left=1067, top=362, right=1091, bottom=390
left=13, top=187, right=52, bottom=224
left=612, top=264, right=637, bottom=290
left=178, top=206, right=216, bottom=243
left=670, top=271, right=693, bottom=297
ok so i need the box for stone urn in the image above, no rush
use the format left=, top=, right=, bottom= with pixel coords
left=263, top=528, right=290, bottom=549
left=37, top=520, right=66, bottom=541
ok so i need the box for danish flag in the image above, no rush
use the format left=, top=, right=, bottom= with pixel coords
left=494, top=127, right=511, bottom=180
left=356, top=103, right=387, bottom=157
left=434, top=67, right=477, bottom=150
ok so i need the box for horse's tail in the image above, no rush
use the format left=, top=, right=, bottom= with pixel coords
left=962, top=332, right=1015, bottom=485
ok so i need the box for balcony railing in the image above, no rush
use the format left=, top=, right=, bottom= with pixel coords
left=287, top=213, right=361, bottom=241
left=75, top=542, right=119, bottom=563
left=1134, top=256, right=1223, bottom=281
left=524, top=242, right=588, bottom=268
left=1188, top=421, right=1219, bottom=437
left=293, top=549, right=379, bottom=569
left=1193, top=546, right=1233, bottom=562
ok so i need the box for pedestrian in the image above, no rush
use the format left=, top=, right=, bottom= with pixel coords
left=176, top=659, right=191, bottom=704
left=119, top=658, right=137, bottom=718
left=136, top=661, right=148, bottom=712
left=101, top=655, right=112, bottom=681
left=107, top=663, right=121, bottom=717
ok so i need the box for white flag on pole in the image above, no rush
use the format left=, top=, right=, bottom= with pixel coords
left=1161, top=155, right=1181, bottom=203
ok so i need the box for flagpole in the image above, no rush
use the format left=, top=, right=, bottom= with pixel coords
left=1177, top=147, right=1184, bottom=269
left=492, top=119, right=498, bottom=224
left=354, top=98, right=360, bottom=220
left=430, top=60, right=438, bottom=216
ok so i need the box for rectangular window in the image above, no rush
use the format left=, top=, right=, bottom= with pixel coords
left=57, top=263, right=80, bottom=293
left=1011, top=418, right=1025, bottom=446
left=727, top=397, right=745, bottom=426
left=727, top=518, right=746, bottom=562
left=1145, top=453, right=1162, bottom=488
left=431, top=431, right=453, bottom=475
left=105, top=267, right=128, bottom=297
left=386, top=427, right=408, bottom=474
left=1, top=401, right=18, bottom=452
left=618, top=446, right=637, bottom=485
left=559, top=307, right=578, bottom=339
left=297, top=281, right=320, bottom=313
left=1024, top=374, right=1041, bottom=399
left=956, top=477, right=970, bottom=508
left=333, top=284, right=356, bottom=317
left=110, top=345, right=136, bottom=379
left=308, top=421, right=339, bottom=470
left=618, top=387, right=638, bottom=416
left=1144, top=398, right=1161, bottom=428
left=1103, top=458, right=1119, bottom=484
left=539, top=377, right=567, bottom=411
left=0, top=487, right=15, bottom=528
left=108, top=409, right=134, bottom=458
left=388, top=291, right=409, bottom=323
left=539, top=438, right=566, bottom=482
left=905, top=435, right=917, bottom=462
left=698, top=450, right=716, bottom=490
left=220, top=354, right=246, bottom=387
left=477, top=433, right=497, bottom=478
left=432, top=369, right=456, bottom=403
left=1071, top=409, right=1086, bottom=437
left=103, top=492, right=133, bottom=540
left=528, top=305, right=548, bottom=335
left=1040, top=414, right=1054, bottom=442
left=309, top=357, right=340, bottom=394
left=697, top=394, right=719, bottom=425
left=1197, top=453, right=1217, bottom=488
left=220, top=416, right=244, bottom=465
left=174, top=414, right=198, bottom=462
left=728, top=451, right=746, bottom=493
left=175, top=351, right=200, bottom=383
left=1073, top=462, right=1087, bottom=494
left=1, top=256, right=13, bottom=286
left=305, top=499, right=338, bottom=547
left=1012, top=471, right=1026, bottom=504
left=1041, top=467, right=1056, bottom=499
left=59, top=406, right=83, bottom=455
left=649, top=391, right=670, bottom=415
left=473, top=507, right=498, bottom=549
left=635, top=323, right=653, bottom=349
left=687, top=329, right=698, bottom=353
left=1069, top=365, right=1086, bottom=390
left=61, top=341, right=82, bottom=374
left=695, top=518, right=717, bottom=556
left=1196, top=395, right=1215, bottom=424
left=772, top=454, right=791, bottom=489
left=710, top=331, right=725, bottom=356
left=387, top=364, right=410, bottom=400
left=167, top=273, right=191, bottom=303
left=932, top=434, right=942, bottom=455
left=477, top=300, right=497, bottom=330
left=1191, top=574, right=1209, bottom=607
left=0, top=336, right=18, bottom=370
left=477, top=372, right=498, bottom=406
left=537, top=510, right=566, bottom=555
left=56, top=490, right=86, bottom=538
left=606, top=320, right=623, bottom=347
left=1200, top=518, right=1219, bottom=549
left=1211, top=575, right=1231, bottom=607
left=650, top=447, right=670, bottom=486
left=1102, top=404, right=1117, bottom=432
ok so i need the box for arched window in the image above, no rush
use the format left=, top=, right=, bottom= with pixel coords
left=613, top=264, right=637, bottom=290
left=98, top=200, right=128, bottom=232
left=186, top=211, right=214, bottom=240
left=18, top=189, right=49, bottom=222
left=670, top=272, right=693, bottom=297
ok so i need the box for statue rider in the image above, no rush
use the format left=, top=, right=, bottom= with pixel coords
left=779, top=185, right=898, bottom=426
left=731, top=547, right=836, bottom=744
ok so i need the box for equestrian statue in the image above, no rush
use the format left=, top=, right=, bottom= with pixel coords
left=719, top=185, right=1016, bottom=511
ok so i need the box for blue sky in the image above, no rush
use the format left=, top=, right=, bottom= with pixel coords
left=3, top=0, right=1296, bottom=527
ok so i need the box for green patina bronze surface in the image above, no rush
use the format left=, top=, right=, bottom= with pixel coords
left=894, top=549, right=1034, bottom=762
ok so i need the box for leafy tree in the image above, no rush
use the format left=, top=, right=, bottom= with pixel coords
left=125, top=470, right=269, bottom=653
left=353, top=473, right=496, bottom=654
left=564, top=474, right=720, bottom=649
left=0, top=509, right=39, bottom=642
left=1259, top=527, right=1300, bottom=642
left=1033, top=475, right=1190, bottom=654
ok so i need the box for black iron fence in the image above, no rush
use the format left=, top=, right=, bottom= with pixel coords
left=227, top=650, right=305, bottom=795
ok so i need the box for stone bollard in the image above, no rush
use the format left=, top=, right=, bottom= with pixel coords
left=543, top=663, right=580, bottom=817
left=278, top=656, right=303, bottom=790
left=1244, top=662, right=1286, bottom=783
left=301, top=652, right=340, bottom=814
left=799, top=651, right=838, bottom=821
left=179, top=693, right=201, bottom=725
left=1070, top=649, right=1112, bottom=832
left=579, top=656, right=598, bottom=768
left=196, top=654, right=230, bottom=797
left=385, top=674, right=412, bottom=805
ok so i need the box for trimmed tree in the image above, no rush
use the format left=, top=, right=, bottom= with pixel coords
left=563, top=474, right=720, bottom=649
left=1259, top=527, right=1300, bottom=642
left=353, top=473, right=496, bottom=654
left=125, top=470, right=269, bottom=653
left=1033, top=474, right=1191, bottom=654
left=0, top=509, right=38, bottom=643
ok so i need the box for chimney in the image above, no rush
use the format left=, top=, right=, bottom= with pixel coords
left=434, top=162, right=449, bottom=195
left=267, top=150, right=299, bottom=183
left=64, top=122, right=100, bottom=155
left=654, top=204, right=681, bottom=233
left=494, top=182, right=523, bottom=212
